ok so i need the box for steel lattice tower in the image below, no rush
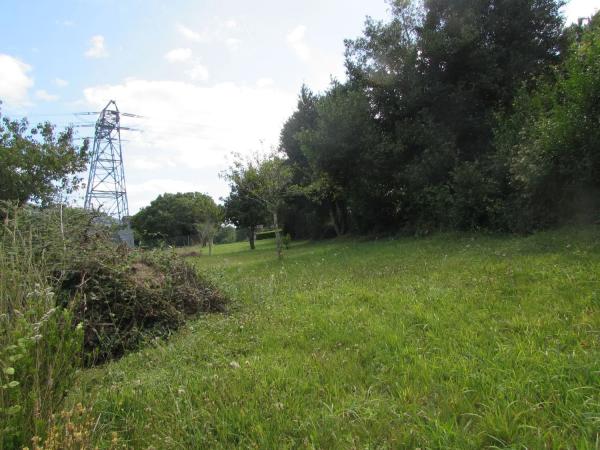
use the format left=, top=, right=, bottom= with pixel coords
left=84, top=100, right=129, bottom=221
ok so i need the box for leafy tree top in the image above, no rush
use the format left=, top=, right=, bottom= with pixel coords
left=131, top=192, right=222, bottom=240
left=0, top=106, right=89, bottom=207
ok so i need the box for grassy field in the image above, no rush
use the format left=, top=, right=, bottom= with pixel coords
left=73, top=229, right=599, bottom=449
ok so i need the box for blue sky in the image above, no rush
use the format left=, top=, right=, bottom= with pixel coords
left=1, top=0, right=598, bottom=213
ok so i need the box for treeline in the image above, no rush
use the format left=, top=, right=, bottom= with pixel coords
left=226, top=0, right=600, bottom=240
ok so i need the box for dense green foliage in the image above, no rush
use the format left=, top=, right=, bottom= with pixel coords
left=131, top=192, right=222, bottom=245
left=71, top=230, right=599, bottom=448
left=0, top=109, right=88, bottom=208
left=494, top=13, right=600, bottom=231
left=270, top=1, right=599, bottom=237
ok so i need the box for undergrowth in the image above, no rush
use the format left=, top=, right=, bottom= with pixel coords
left=0, top=204, right=227, bottom=448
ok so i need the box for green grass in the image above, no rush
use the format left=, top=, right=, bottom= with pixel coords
left=73, top=228, right=600, bottom=449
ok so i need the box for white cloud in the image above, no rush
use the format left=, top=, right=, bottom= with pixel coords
left=176, top=23, right=204, bottom=42
left=186, top=64, right=210, bottom=82
left=128, top=179, right=199, bottom=195
left=176, top=21, right=242, bottom=52
left=256, top=77, right=274, bottom=88
left=0, top=54, right=34, bottom=107
left=225, top=38, right=242, bottom=51
left=563, top=0, right=599, bottom=24
left=287, top=25, right=310, bottom=62
left=57, top=19, right=75, bottom=27
left=85, top=35, right=109, bottom=59
left=83, top=78, right=295, bottom=171
left=165, top=48, right=193, bottom=63
left=35, top=89, right=59, bottom=102
left=54, top=78, right=69, bottom=87
left=130, top=156, right=176, bottom=170
left=127, top=178, right=203, bottom=212
left=224, top=19, right=238, bottom=29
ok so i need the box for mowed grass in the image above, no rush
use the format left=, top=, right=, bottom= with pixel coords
left=73, top=229, right=600, bottom=449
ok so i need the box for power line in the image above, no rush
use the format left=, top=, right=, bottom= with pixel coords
left=19, top=109, right=220, bottom=145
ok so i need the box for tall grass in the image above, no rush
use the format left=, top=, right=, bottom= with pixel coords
left=0, top=207, right=82, bottom=449
left=75, top=230, right=600, bottom=448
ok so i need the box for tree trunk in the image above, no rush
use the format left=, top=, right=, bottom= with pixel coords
left=249, top=226, right=256, bottom=250
left=208, top=236, right=213, bottom=256
left=329, top=205, right=342, bottom=237
left=336, top=200, right=348, bottom=235
left=273, top=211, right=282, bottom=259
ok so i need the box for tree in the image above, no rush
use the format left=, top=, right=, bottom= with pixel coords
left=131, top=192, right=221, bottom=244
left=296, top=82, right=382, bottom=233
left=340, top=0, right=566, bottom=230
left=0, top=107, right=89, bottom=208
left=224, top=153, right=292, bottom=258
left=196, top=221, right=219, bottom=255
left=223, top=188, right=268, bottom=250
left=278, top=86, right=327, bottom=239
left=226, top=0, right=576, bottom=235
left=494, top=12, right=600, bottom=231
left=280, top=84, right=319, bottom=185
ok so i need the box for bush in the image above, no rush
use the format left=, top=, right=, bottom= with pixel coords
left=214, top=225, right=237, bottom=244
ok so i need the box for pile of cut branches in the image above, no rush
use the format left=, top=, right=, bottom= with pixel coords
left=60, top=247, right=226, bottom=364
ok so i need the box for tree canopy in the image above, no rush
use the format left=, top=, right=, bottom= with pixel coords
left=223, top=153, right=291, bottom=256
left=222, top=173, right=269, bottom=250
left=0, top=108, right=89, bottom=208
left=131, top=192, right=222, bottom=242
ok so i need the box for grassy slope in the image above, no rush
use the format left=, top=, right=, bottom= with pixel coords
left=74, top=229, right=599, bottom=449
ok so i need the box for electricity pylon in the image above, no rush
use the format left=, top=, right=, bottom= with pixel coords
left=84, top=100, right=130, bottom=221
